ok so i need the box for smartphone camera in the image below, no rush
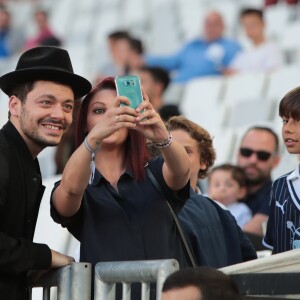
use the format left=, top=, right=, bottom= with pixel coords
left=124, top=80, right=135, bottom=86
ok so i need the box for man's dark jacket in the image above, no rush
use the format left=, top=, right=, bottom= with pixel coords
left=179, top=189, right=257, bottom=268
left=0, top=122, right=51, bottom=300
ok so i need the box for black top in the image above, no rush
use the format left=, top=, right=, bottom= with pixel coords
left=51, top=156, right=190, bottom=267
left=0, top=121, right=51, bottom=300
left=243, top=179, right=272, bottom=216
left=179, top=189, right=257, bottom=268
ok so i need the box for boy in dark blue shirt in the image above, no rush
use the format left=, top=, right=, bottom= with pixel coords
left=264, top=87, right=300, bottom=253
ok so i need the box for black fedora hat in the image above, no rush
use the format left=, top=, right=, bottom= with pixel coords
left=0, top=46, right=92, bottom=99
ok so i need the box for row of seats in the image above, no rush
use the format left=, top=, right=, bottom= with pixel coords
left=5, top=0, right=300, bottom=81
left=175, top=64, right=300, bottom=131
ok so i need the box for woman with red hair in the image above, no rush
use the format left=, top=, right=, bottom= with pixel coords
left=50, top=77, right=191, bottom=273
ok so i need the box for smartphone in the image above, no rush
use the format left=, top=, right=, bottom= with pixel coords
left=115, top=75, right=143, bottom=109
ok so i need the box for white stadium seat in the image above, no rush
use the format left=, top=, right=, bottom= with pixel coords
left=180, top=76, right=226, bottom=131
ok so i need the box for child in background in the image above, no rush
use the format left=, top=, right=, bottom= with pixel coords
left=264, top=87, right=300, bottom=253
left=208, top=164, right=252, bottom=228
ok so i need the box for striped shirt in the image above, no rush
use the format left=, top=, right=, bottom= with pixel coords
left=263, top=164, right=300, bottom=253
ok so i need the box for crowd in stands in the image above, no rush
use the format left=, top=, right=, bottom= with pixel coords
left=1, top=0, right=300, bottom=298
left=0, top=4, right=59, bottom=58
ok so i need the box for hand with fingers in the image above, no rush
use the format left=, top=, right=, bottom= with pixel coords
left=134, top=90, right=170, bottom=143
left=86, top=95, right=138, bottom=148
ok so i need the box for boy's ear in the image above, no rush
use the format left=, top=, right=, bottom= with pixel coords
left=199, top=160, right=207, bottom=170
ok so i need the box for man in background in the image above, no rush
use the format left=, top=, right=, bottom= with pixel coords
left=138, top=66, right=181, bottom=121
left=145, top=11, right=241, bottom=83
left=237, top=126, right=280, bottom=240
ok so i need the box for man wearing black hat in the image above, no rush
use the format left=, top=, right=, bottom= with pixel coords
left=0, top=46, right=91, bottom=300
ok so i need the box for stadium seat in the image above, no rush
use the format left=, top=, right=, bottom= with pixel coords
left=147, top=2, right=182, bottom=55
left=211, top=127, right=236, bottom=166
left=265, top=65, right=300, bottom=104
left=226, top=98, right=273, bottom=128
left=175, top=0, right=207, bottom=41
left=278, top=21, right=300, bottom=64
left=264, top=3, right=292, bottom=41
left=180, top=76, right=226, bottom=131
left=222, top=72, right=268, bottom=106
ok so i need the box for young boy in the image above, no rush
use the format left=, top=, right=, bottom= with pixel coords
left=208, top=164, right=252, bottom=229
left=263, top=86, right=300, bottom=253
left=165, top=116, right=257, bottom=267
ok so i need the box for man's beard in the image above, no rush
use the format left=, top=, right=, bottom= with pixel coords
left=244, top=164, right=270, bottom=186
left=245, top=172, right=269, bottom=186
left=20, top=111, right=63, bottom=148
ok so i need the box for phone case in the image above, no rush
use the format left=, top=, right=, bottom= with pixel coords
left=115, top=75, right=143, bottom=109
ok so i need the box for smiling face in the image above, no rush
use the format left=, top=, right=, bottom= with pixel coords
left=282, top=117, right=300, bottom=154
left=9, top=80, right=74, bottom=156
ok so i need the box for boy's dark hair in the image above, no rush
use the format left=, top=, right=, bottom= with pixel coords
left=129, top=37, right=143, bottom=55
left=166, top=116, right=216, bottom=178
left=240, top=8, right=264, bottom=20
left=279, top=86, right=300, bottom=122
left=209, top=164, right=247, bottom=188
left=139, top=66, right=170, bottom=91
left=162, top=267, right=242, bottom=300
left=108, top=30, right=130, bottom=40
left=242, top=126, right=279, bottom=153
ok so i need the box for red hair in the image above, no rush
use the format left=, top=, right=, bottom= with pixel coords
left=75, top=77, right=149, bottom=181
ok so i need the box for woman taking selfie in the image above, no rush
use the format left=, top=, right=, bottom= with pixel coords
left=50, top=77, right=191, bottom=270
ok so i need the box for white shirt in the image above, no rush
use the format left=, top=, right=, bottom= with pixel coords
left=227, top=202, right=252, bottom=229
left=229, top=41, right=283, bottom=73
left=286, top=163, right=300, bottom=198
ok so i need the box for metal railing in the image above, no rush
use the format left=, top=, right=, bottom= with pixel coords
left=28, top=262, right=92, bottom=300
left=94, top=259, right=179, bottom=300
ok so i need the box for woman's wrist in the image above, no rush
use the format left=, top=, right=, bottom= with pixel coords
left=84, top=136, right=101, bottom=153
left=152, top=132, right=173, bottom=149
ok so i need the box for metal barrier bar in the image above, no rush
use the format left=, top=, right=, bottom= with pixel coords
left=94, top=259, right=179, bottom=300
left=141, top=282, right=150, bottom=300
left=43, top=288, right=50, bottom=300
left=122, top=283, right=131, bottom=300
left=28, top=262, right=92, bottom=300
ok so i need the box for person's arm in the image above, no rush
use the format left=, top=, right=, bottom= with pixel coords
left=0, top=154, right=73, bottom=274
left=135, top=93, right=190, bottom=191
left=145, top=49, right=182, bottom=72
left=221, top=40, right=242, bottom=71
left=243, top=213, right=268, bottom=236
left=52, top=96, right=138, bottom=218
